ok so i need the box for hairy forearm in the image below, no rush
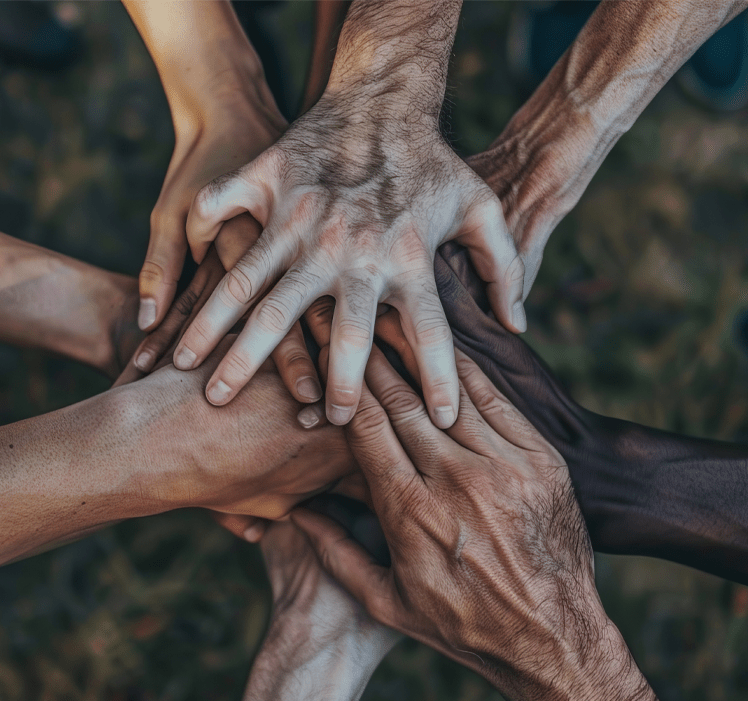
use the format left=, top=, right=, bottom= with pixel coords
left=0, top=232, right=137, bottom=376
left=0, top=387, right=163, bottom=565
left=324, top=0, right=462, bottom=122
left=474, top=0, right=748, bottom=248
left=123, top=0, right=281, bottom=132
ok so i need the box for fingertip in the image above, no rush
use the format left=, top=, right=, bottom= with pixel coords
left=297, top=402, right=327, bottom=429
left=327, top=402, right=356, bottom=426
left=134, top=348, right=156, bottom=372
left=173, top=345, right=198, bottom=371
left=512, top=300, right=527, bottom=333
left=243, top=521, right=266, bottom=543
left=431, top=404, right=457, bottom=429
left=206, top=379, right=234, bottom=406
left=295, top=376, right=323, bottom=403
left=138, top=298, right=157, bottom=331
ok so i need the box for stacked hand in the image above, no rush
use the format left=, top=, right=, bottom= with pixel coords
left=292, top=348, right=656, bottom=700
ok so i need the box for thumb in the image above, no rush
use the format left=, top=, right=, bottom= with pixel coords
left=291, top=508, right=395, bottom=626
left=457, top=195, right=527, bottom=333
left=138, top=230, right=187, bottom=331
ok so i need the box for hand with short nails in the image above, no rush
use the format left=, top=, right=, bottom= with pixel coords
left=172, top=0, right=526, bottom=429
left=292, top=348, right=656, bottom=700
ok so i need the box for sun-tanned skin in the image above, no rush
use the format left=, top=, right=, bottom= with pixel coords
left=0, top=230, right=355, bottom=566
left=0, top=232, right=142, bottom=379
left=294, top=348, right=657, bottom=701
left=467, top=0, right=748, bottom=298
left=176, top=0, right=526, bottom=431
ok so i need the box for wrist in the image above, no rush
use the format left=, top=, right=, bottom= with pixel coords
left=322, top=0, right=461, bottom=125
left=468, top=592, right=653, bottom=701
left=474, top=87, right=601, bottom=253
left=248, top=610, right=392, bottom=701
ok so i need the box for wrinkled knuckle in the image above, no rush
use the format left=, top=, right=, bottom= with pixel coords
left=220, top=266, right=254, bottom=306
left=140, top=259, right=168, bottom=286
left=255, top=299, right=292, bottom=335
left=186, top=318, right=215, bottom=347
left=413, top=316, right=452, bottom=347
left=337, top=319, right=373, bottom=350
left=173, top=288, right=199, bottom=317
left=350, top=402, right=388, bottom=437
left=378, top=384, right=422, bottom=416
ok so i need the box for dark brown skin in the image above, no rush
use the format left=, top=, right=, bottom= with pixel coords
left=293, top=347, right=656, bottom=701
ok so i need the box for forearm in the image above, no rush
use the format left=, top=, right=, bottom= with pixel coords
left=123, top=0, right=282, bottom=132
left=0, top=232, right=138, bottom=376
left=245, top=613, right=394, bottom=701
left=323, top=0, right=462, bottom=122
left=0, top=386, right=163, bottom=565
left=475, top=0, right=748, bottom=244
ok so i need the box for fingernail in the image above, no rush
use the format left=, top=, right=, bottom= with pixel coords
left=173, top=346, right=197, bottom=370
left=138, top=298, right=156, bottom=330
left=433, top=405, right=456, bottom=429
left=512, top=301, right=527, bottom=333
left=207, top=380, right=232, bottom=405
left=134, top=350, right=154, bottom=371
left=298, top=404, right=323, bottom=429
left=296, top=377, right=322, bottom=402
left=328, top=403, right=354, bottom=425
left=244, top=523, right=264, bottom=542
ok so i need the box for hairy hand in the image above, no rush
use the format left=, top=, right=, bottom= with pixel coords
left=174, top=91, right=525, bottom=429
left=293, top=348, right=654, bottom=700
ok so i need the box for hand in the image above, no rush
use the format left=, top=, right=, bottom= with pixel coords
left=174, top=0, right=526, bottom=429
left=217, top=514, right=399, bottom=701
left=138, top=93, right=286, bottom=332
left=120, top=215, right=323, bottom=407
left=117, top=337, right=352, bottom=519
left=293, top=348, right=655, bottom=700
left=126, top=0, right=288, bottom=331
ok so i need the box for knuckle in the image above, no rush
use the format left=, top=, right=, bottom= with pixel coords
left=185, top=317, right=215, bottom=348
left=222, top=351, right=253, bottom=379
left=337, top=319, right=373, bottom=349
left=220, top=266, right=255, bottom=306
left=377, top=384, right=423, bottom=416
left=350, top=401, right=388, bottom=438
left=255, top=298, right=293, bottom=335
left=413, top=315, right=452, bottom=347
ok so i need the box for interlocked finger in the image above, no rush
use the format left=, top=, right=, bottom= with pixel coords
left=203, top=264, right=328, bottom=405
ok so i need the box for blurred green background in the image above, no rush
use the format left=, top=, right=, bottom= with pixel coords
left=0, top=2, right=747, bottom=700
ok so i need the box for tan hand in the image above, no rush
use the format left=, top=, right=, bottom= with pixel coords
left=293, top=348, right=654, bottom=700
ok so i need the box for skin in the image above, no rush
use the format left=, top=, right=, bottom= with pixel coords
left=0, top=333, right=354, bottom=566
left=0, top=230, right=357, bottom=565
left=0, top=231, right=142, bottom=380
left=122, top=0, right=286, bottom=332
left=175, top=0, right=526, bottom=431
left=467, top=0, right=748, bottom=299
left=293, top=348, right=657, bottom=701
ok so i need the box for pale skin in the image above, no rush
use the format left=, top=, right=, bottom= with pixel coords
left=175, top=0, right=527, bottom=430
